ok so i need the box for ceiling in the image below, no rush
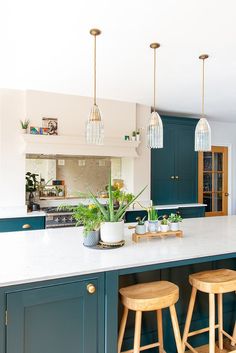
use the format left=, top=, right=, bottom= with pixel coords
left=1, top=0, right=236, bottom=122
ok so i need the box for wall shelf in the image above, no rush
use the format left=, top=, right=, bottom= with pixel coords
left=22, top=134, right=140, bottom=158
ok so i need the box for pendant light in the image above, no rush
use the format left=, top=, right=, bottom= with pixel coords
left=147, top=43, right=163, bottom=149
left=86, top=28, right=104, bottom=145
left=195, top=54, right=211, bottom=151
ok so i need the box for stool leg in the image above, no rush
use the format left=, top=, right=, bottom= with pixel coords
left=157, top=309, right=164, bottom=353
left=133, top=311, right=142, bottom=353
left=182, top=287, right=197, bottom=351
left=231, top=322, right=236, bottom=346
left=169, top=304, right=183, bottom=353
left=118, top=306, right=129, bottom=353
left=209, top=293, right=215, bottom=353
left=217, top=293, right=223, bottom=350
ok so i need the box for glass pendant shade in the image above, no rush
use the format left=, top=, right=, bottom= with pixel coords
left=86, top=104, right=104, bottom=145
left=147, top=111, right=163, bottom=148
left=195, top=117, right=211, bottom=151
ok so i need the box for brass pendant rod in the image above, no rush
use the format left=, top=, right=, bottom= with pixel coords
left=153, top=48, right=156, bottom=112
left=202, top=58, right=205, bottom=118
left=94, top=34, right=97, bottom=106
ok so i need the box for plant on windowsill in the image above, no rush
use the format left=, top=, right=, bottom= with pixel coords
left=89, top=175, right=146, bottom=244
left=168, top=212, right=183, bottom=231
left=25, top=172, right=39, bottom=205
left=20, top=119, right=30, bottom=134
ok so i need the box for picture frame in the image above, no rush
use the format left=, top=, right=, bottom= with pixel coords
left=42, top=117, right=58, bottom=135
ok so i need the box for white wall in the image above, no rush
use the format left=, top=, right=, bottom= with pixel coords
left=210, top=120, right=236, bottom=215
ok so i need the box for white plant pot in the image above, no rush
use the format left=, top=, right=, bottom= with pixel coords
left=135, top=224, right=146, bottom=234
left=148, top=220, right=159, bottom=233
left=100, top=220, right=124, bottom=243
left=170, top=222, right=179, bottom=231
left=21, top=129, right=27, bottom=134
left=160, top=224, right=169, bottom=232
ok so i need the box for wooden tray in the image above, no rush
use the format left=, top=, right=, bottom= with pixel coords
left=132, top=230, right=183, bottom=242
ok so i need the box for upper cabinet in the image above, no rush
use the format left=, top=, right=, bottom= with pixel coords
left=151, top=116, right=198, bottom=205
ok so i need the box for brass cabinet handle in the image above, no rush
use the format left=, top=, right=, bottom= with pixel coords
left=22, top=224, right=31, bottom=229
left=87, top=283, right=96, bottom=294
left=225, top=192, right=229, bottom=196
left=171, top=176, right=175, bottom=179
left=175, top=176, right=179, bottom=180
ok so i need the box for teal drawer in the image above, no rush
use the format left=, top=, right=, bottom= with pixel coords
left=0, top=216, right=45, bottom=232
left=178, top=206, right=205, bottom=218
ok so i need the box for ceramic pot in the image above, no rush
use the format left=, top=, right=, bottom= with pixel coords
left=160, top=224, right=169, bottom=232
left=21, top=128, right=27, bottom=134
left=170, top=222, right=179, bottom=231
left=135, top=224, right=146, bottom=234
left=148, top=220, right=159, bottom=233
left=100, top=220, right=124, bottom=243
left=83, top=230, right=100, bottom=247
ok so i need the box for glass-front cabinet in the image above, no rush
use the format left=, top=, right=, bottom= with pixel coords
left=198, top=146, right=228, bottom=216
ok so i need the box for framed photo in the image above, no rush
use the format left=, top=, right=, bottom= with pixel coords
left=42, top=118, right=58, bottom=135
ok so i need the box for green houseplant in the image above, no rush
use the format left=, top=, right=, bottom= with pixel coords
left=147, top=206, right=159, bottom=233
left=135, top=216, right=146, bottom=235
left=25, top=172, right=39, bottom=204
left=59, top=204, right=102, bottom=247
left=168, top=213, right=182, bottom=231
left=20, top=119, right=30, bottom=133
left=160, top=215, right=169, bottom=232
left=89, top=175, right=146, bottom=243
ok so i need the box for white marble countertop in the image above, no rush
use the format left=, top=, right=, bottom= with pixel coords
left=127, top=203, right=207, bottom=211
left=0, top=216, right=235, bottom=287
left=0, top=210, right=46, bottom=219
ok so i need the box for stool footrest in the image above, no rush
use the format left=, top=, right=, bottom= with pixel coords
left=185, top=341, right=198, bottom=353
left=121, top=341, right=160, bottom=353
left=222, top=329, right=236, bottom=344
left=188, top=324, right=219, bottom=337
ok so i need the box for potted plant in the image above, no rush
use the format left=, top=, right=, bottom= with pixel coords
left=168, top=213, right=183, bottom=231
left=89, top=175, right=146, bottom=243
left=135, top=216, right=146, bottom=234
left=20, top=119, right=30, bottom=133
left=147, top=206, right=159, bottom=233
left=131, top=131, right=136, bottom=141
left=136, top=130, right=140, bottom=141
left=160, top=215, right=169, bottom=232
left=25, top=172, right=39, bottom=204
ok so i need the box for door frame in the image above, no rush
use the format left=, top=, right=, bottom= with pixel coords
left=198, top=145, right=230, bottom=216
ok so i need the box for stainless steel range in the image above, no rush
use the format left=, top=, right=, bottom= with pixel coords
left=42, top=207, right=77, bottom=228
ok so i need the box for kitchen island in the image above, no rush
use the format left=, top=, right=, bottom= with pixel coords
left=0, top=216, right=235, bottom=353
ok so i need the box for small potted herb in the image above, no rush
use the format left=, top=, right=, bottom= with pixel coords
left=168, top=213, right=183, bottom=231
left=135, top=216, right=146, bottom=234
left=131, top=131, right=136, bottom=141
left=136, top=130, right=140, bottom=141
left=160, top=215, right=169, bottom=232
left=147, top=206, right=159, bottom=233
left=20, top=119, right=30, bottom=133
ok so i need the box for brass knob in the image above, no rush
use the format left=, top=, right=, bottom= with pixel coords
left=171, top=176, right=175, bottom=179
left=87, top=283, right=96, bottom=294
left=225, top=192, right=229, bottom=196
left=175, top=176, right=179, bottom=180
left=22, top=224, right=31, bottom=229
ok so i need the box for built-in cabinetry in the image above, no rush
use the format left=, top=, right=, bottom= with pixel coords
left=4, top=274, right=104, bottom=353
left=0, top=216, right=45, bottom=232
left=151, top=116, right=198, bottom=205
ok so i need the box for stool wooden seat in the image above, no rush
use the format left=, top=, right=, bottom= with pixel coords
left=118, top=281, right=183, bottom=353
left=182, top=269, right=236, bottom=353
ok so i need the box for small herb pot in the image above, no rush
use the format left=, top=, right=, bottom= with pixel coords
left=135, top=224, right=146, bottom=234
left=148, top=220, right=159, bottom=233
left=83, top=230, right=100, bottom=247
left=160, top=224, right=169, bottom=232
left=169, top=222, right=179, bottom=231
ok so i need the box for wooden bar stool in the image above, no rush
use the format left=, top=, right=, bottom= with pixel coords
left=118, top=281, right=183, bottom=353
left=182, top=269, right=236, bottom=353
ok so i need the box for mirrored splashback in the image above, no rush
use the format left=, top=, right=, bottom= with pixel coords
left=26, top=154, right=121, bottom=199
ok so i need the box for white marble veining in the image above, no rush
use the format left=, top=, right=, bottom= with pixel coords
left=0, top=216, right=235, bottom=287
left=0, top=210, right=46, bottom=219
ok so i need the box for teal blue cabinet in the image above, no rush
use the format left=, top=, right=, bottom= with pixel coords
left=0, top=216, right=45, bottom=232
left=151, top=116, right=198, bottom=204
left=6, top=275, right=104, bottom=353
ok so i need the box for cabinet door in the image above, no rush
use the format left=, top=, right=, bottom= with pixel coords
left=151, top=123, right=176, bottom=204
left=0, top=216, right=45, bottom=233
left=174, top=124, right=198, bottom=203
left=6, top=279, right=102, bottom=353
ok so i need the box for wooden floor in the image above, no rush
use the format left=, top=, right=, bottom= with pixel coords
left=186, top=339, right=236, bottom=353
